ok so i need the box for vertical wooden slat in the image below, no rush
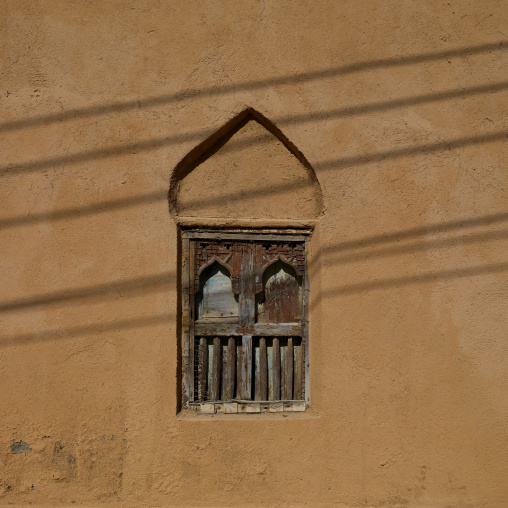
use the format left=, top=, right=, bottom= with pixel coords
left=273, top=337, right=281, bottom=401
left=284, top=337, right=294, bottom=400
left=221, top=338, right=228, bottom=401
left=207, top=340, right=213, bottom=399
left=237, top=243, right=255, bottom=401
left=210, top=337, right=221, bottom=401
left=259, top=337, right=267, bottom=401
left=293, top=338, right=302, bottom=400
left=254, top=340, right=261, bottom=401
left=239, top=335, right=252, bottom=400
left=226, top=337, right=235, bottom=400
left=236, top=341, right=243, bottom=399
left=198, top=336, right=207, bottom=401
left=254, top=337, right=268, bottom=401
left=267, top=339, right=274, bottom=400
left=239, top=243, right=256, bottom=325
left=280, top=341, right=286, bottom=399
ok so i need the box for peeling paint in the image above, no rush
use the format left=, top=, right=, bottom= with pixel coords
left=10, top=440, right=31, bottom=455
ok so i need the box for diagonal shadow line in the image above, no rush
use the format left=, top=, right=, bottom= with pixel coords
left=314, top=130, right=508, bottom=171
left=325, top=229, right=508, bottom=264
left=2, top=80, right=507, bottom=178
left=0, top=272, right=176, bottom=314
left=321, top=261, right=508, bottom=297
left=3, top=261, right=507, bottom=347
left=0, top=128, right=213, bottom=177
left=322, top=212, right=508, bottom=253
left=182, top=75, right=508, bottom=156
left=0, top=190, right=168, bottom=229
left=179, top=130, right=508, bottom=210
left=1, top=40, right=506, bottom=134
left=1, top=216, right=506, bottom=316
left=1, top=131, right=506, bottom=229
left=275, top=80, right=508, bottom=125
left=0, top=314, right=173, bottom=348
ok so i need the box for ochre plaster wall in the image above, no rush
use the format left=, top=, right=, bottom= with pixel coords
left=1, top=1, right=507, bottom=507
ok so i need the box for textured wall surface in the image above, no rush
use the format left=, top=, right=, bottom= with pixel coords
left=1, top=1, right=507, bottom=507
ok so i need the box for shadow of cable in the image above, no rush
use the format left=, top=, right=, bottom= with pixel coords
left=1, top=40, right=505, bottom=134
left=320, top=261, right=508, bottom=298
left=1, top=130, right=506, bottom=229
left=275, top=80, right=508, bottom=126
left=3, top=259, right=507, bottom=348
left=325, top=229, right=508, bottom=264
left=2, top=207, right=507, bottom=317
left=0, top=272, right=176, bottom=314
left=321, top=211, right=508, bottom=254
left=2, top=81, right=507, bottom=178
left=313, top=131, right=507, bottom=171
left=0, top=314, right=173, bottom=348
left=0, top=190, right=168, bottom=229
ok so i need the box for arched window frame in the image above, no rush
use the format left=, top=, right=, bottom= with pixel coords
left=181, top=229, right=310, bottom=413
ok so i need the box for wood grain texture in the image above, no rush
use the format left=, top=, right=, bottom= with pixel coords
left=198, top=337, right=207, bottom=401
left=236, top=342, right=243, bottom=400
left=188, top=239, right=196, bottom=402
left=221, top=339, right=228, bottom=401
left=284, top=337, right=294, bottom=400
left=272, top=337, right=281, bottom=401
left=182, top=236, right=192, bottom=402
left=238, top=335, right=252, bottom=399
left=257, top=261, right=302, bottom=323
left=210, top=337, right=221, bottom=400
left=226, top=337, right=236, bottom=400
left=186, top=232, right=309, bottom=242
left=254, top=342, right=261, bottom=401
left=304, top=239, right=310, bottom=407
left=293, top=339, right=302, bottom=400
left=259, top=337, right=268, bottom=401
left=194, top=322, right=300, bottom=336
left=280, top=342, right=286, bottom=399
left=267, top=339, right=274, bottom=400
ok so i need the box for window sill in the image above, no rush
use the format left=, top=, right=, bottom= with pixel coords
left=189, top=400, right=306, bottom=414
left=177, top=406, right=320, bottom=421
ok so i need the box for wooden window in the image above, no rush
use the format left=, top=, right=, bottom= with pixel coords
left=181, top=230, right=310, bottom=413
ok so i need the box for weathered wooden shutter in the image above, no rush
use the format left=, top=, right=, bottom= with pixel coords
left=182, top=231, right=309, bottom=412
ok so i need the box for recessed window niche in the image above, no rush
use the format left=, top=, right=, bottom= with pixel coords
left=170, top=108, right=323, bottom=413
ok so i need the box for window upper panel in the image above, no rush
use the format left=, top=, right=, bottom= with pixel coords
left=196, top=262, right=238, bottom=321
left=256, top=260, right=302, bottom=324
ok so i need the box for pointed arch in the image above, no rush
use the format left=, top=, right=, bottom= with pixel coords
left=259, top=255, right=301, bottom=288
left=197, top=255, right=233, bottom=279
left=168, top=107, right=323, bottom=223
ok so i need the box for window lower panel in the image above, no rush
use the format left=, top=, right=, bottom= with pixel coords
left=193, top=336, right=305, bottom=403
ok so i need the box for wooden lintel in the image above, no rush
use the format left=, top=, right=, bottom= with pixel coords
left=177, top=217, right=316, bottom=230
left=195, top=323, right=301, bottom=336
left=183, top=231, right=310, bottom=242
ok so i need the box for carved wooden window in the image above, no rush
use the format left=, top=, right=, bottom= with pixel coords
left=181, top=230, right=310, bottom=414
